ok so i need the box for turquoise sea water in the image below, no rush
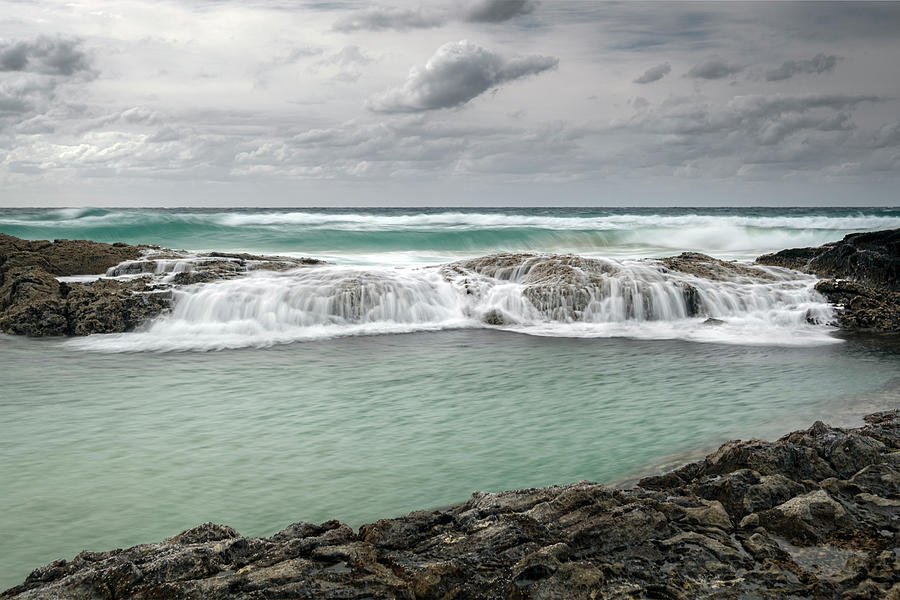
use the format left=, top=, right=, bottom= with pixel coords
left=3, top=206, right=900, bottom=262
left=1, top=207, right=899, bottom=589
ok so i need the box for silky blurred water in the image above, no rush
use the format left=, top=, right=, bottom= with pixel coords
left=1, top=330, right=899, bottom=589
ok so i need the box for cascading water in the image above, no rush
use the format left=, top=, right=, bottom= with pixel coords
left=66, top=252, right=838, bottom=351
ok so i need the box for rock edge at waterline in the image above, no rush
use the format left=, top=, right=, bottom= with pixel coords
left=3, top=411, right=898, bottom=599
left=0, top=233, right=323, bottom=336
left=757, top=228, right=900, bottom=332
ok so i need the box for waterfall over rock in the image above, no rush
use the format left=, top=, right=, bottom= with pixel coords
left=66, top=252, right=838, bottom=351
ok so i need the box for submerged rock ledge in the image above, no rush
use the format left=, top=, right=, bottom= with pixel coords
left=3, top=411, right=899, bottom=599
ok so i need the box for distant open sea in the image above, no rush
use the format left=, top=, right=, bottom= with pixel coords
left=2, top=206, right=899, bottom=589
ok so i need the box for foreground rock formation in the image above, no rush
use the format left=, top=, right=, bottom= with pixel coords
left=0, top=234, right=322, bottom=336
left=757, top=228, right=900, bottom=332
left=4, top=411, right=898, bottom=599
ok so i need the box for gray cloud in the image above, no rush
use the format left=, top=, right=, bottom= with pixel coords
left=368, top=40, right=558, bottom=113
left=0, top=76, right=58, bottom=123
left=322, top=45, right=373, bottom=67
left=0, top=36, right=91, bottom=76
left=333, top=0, right=538, bottom=32
left=765, top=53, right=839, bottom=81
left=274, top=46, right=324, bottom=65
left=612, top=93, right=883, bottom=179
left=634, top=62, right=671, bottom=84
left=332, top=7, right=444, bottom=32
left=686, top=57, right=744, bottom=80
left=463, top=0, right=539, bottom=23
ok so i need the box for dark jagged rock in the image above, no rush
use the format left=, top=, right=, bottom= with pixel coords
left=757, top=228, right=900, bottom=291
left=815, top=279, right=900, bottom=332
left=5, top=411, right=899, bottom=599
left=757, top=229, right=900, bottom=333
left=0, top=266, right=172, bottom=336
left=0, top=267, right=70, bottom=336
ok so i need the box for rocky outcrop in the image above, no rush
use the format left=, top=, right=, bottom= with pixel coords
left=0, top=234, right=324, bottom=337
left=814, top=279, right=900, bottom=332
left=0, top=234, right=173, bottom=336
left=4, top=411, right=899, bottom=599
left=757, top=229, right=899, bottom=291
left=757, top=228, right=900, bottom=332
left=0, top=267, right=172, bottom=336
left=661, top=251, right=780, bottom=282
left=0, top=233, right=145, bottom=278
left=441, top=252, right=789, bottom=325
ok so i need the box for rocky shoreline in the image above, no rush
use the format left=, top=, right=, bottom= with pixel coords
left=3, top=411, right=898, bottom=599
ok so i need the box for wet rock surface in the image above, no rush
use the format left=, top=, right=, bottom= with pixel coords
left=0, top=234, right=323, bottom=336
left=0, top=267, right=172, bottom=336
left=756, top=229, right=899, bottom=291
left=0, top=233, right=145, bottom=277
left=757, top=228, right=900, bottom=332
left=661, top=251, right=780, bottom=282
left=4, top=411, right=898, bottom=599
left=443, top=252, right=791, bottom=325
left=814, top=280, right=900, bottom=332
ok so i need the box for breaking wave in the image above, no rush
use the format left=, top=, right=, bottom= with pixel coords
left=2, top=207, right=899, bottom=261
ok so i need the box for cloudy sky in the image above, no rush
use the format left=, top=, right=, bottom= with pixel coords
left=1, top=0, right=899, bottom=206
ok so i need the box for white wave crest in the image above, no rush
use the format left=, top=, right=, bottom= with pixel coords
left=213, top=210, right=900, bottom=232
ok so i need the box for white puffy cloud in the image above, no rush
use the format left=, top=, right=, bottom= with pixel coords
left=368, top=40, right=558, bottom=113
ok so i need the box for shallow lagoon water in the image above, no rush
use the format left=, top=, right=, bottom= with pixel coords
left=2, top=329, right=899, bottom=589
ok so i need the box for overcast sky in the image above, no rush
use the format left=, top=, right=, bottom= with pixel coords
left=1, top=0, right=899, bottom=207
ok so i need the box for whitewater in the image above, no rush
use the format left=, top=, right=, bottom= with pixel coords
left=3, top=206, right=899, bottom=263
left=5, top=206, right=898, bottom=351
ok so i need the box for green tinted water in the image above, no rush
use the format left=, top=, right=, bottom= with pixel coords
left=1, top=330, right=898, bottom=589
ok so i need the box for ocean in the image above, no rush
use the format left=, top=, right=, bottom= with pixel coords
left=1, top=206, right=899, bottom=589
